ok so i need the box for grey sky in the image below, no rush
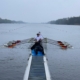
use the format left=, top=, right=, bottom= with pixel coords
left=0, top=0, right=80, bottom=23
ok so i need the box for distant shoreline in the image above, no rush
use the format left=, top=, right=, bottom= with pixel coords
left=48, top=16, right=80, bottom=25
left=0, top=18, right=25, bottom=24
left=0, top=22, right=26, bottom=24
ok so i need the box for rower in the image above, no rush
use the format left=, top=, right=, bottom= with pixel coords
left=38, top=32, right=43, bottom=39
left=31, top=33, right=42, bottom=50
left=35, top=33, right=43, bottom=42
left=31, top=33, right=44, bottom=55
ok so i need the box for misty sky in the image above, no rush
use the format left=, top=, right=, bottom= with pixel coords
left=0, top=0, right=80, bottom=23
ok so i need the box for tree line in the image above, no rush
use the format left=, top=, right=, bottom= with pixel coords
left=0, top=18, right=24, bottom=23
left=49, top=16, right=80, bottom=25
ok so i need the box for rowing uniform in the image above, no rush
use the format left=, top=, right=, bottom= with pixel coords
left=35, top=35, right=43, bottom=42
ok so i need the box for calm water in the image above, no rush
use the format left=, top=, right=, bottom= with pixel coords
left=0, top=23, right=80, bottom=80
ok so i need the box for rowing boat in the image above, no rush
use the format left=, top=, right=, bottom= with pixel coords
left=2, top=38, right=73, bottom=80
left=23, top=43, right=51, bottom=80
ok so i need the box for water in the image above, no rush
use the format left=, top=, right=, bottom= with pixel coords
left=0, top=23, right=80, bottom=80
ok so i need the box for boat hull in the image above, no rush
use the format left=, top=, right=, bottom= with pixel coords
left=31, top=50, right=43, bottom=56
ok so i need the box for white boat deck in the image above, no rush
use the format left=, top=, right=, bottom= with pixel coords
left=23, top=55, right=51, bottom=80
left=28, top=56, right=46, bottom=80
